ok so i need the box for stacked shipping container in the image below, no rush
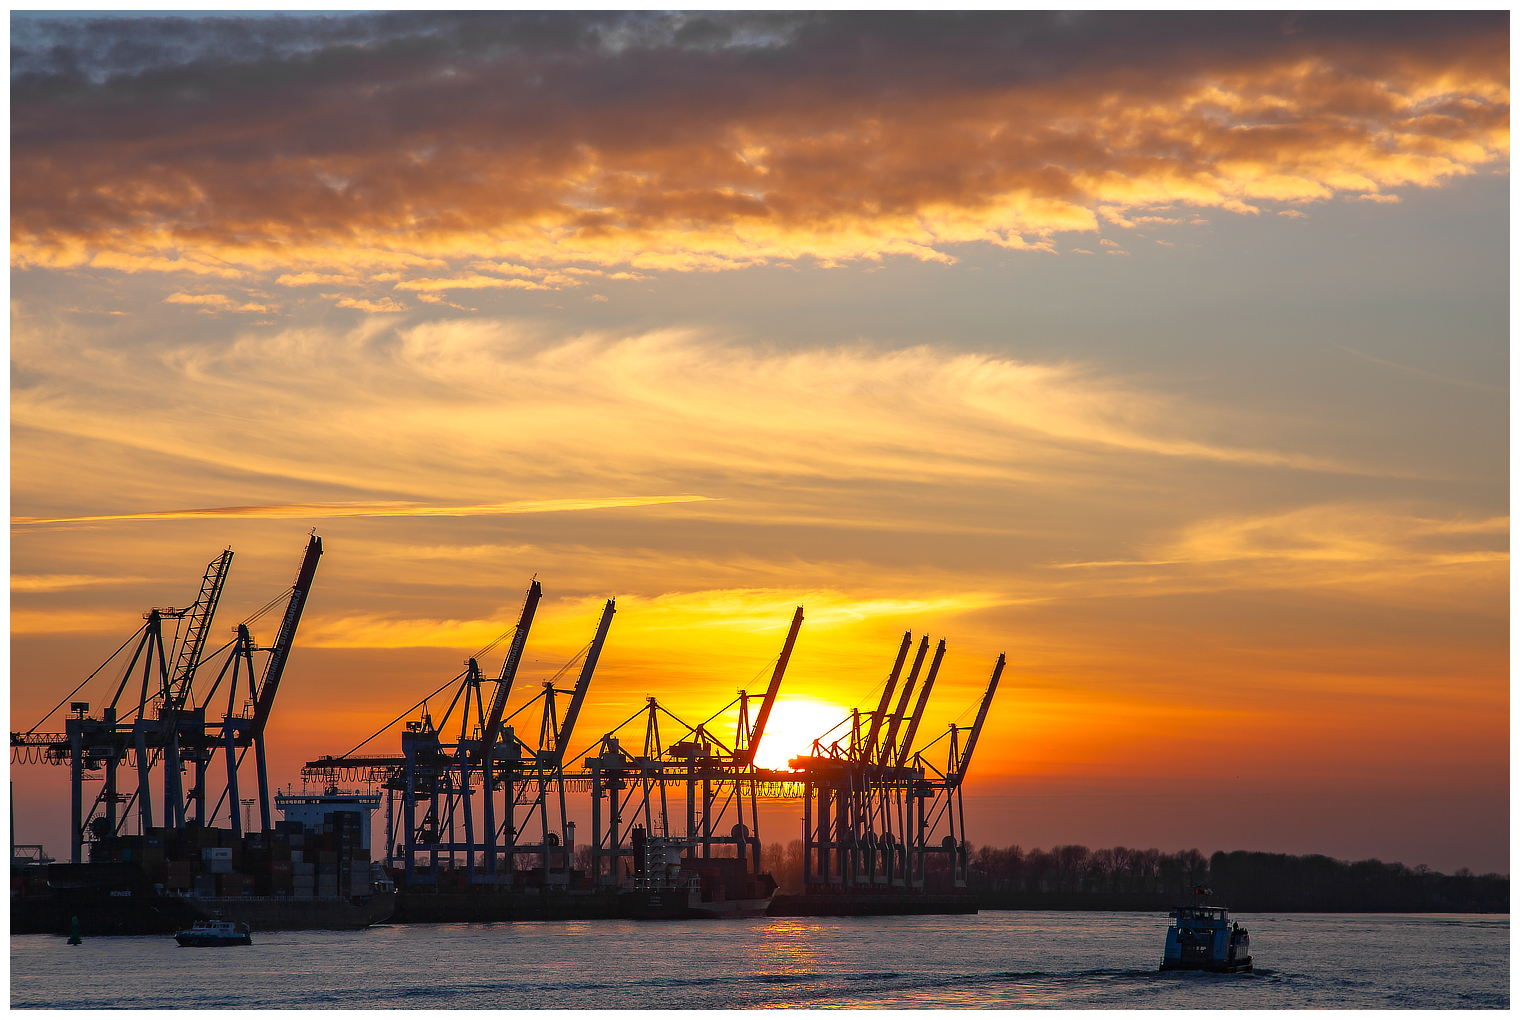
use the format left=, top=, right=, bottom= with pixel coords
left=83, top=806, right=375, bottom=901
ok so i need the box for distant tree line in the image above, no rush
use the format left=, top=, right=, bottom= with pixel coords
left=759, top=840, right=1507, bottom=913
left=1203, top=849, right=1507, bottom=913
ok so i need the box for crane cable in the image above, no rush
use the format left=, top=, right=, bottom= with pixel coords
left=470, top=625, right=517, bottom=664
left=334, top=670, right=468, bottom=760
left=25, top=585, right=293, bottom=737
left=23, top=624, right=147, bottom=735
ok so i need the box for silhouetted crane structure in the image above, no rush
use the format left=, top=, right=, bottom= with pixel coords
left=303, top=597, right=808, bottom=901
left=10, top=536, right=323, bottom=862
left=303, top=584, right=615, bottom=888
left=300, top=591, right=1005, bottom=908
left=788, top=635, right=1005, bottom=895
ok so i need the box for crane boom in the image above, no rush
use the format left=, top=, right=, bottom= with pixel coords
left=482, top=580, right=542, bottom=748
left=879, top=634, right=928, bottom=764
left=165, top=549, right=233, bottom=712
left=743, top=606, right=804, bottom=765
left=552, top=598, right=615, bottom=763
left=953, top=653, right=1004, bottom=785
left=250, top=535, right=322, bottom=736
left=862, top=631, right=911, bottom=759
left=897, top=638, right=945, bottom=766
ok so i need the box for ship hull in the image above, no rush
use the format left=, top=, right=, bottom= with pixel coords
left=12, top=862, right=394, bottom=936
left=393, top=886, right=775, bottom=922
left=13, top=892, right=394, bottom=936
left=621, top=887, right=775, bottom=920
left=390, top=888, right=626, bottom=923
left=1160, top=956, right=1253, bottom=974
left=767, top=892, right=977, bottom=916
left=174, top=933, right=252, bottom=947
left=620, top=886, right=700, bottom=920
left=689, top=896, right=773, bottom=919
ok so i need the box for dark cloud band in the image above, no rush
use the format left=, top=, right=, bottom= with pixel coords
left=11, top=12, right=1507, bottom=280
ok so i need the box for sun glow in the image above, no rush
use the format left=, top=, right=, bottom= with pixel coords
left=750, top=696, right=853, bottom=772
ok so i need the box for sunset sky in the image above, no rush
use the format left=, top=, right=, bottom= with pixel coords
left=10, top=11, right=1509, bottom=874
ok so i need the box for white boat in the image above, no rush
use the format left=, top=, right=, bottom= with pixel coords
left=173, top=918, right=252, bottom=947
left=1160, top=887, right=1251, bottom=973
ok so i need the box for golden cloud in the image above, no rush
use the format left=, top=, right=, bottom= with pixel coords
left=1054, top=504, right=1508, bottom=609
left=9, top=314, right=1387, bottom=534
left=164, top=292, right=270, bottom=312
left=91, top=252, right=246, bottom=278
left=11, top=574, right=153, bottom=593
left=335, top=296, right=407, bottom=313
left=395, top=275, right=553, bottom=293
left=278, top=272, right=359, bottom=286
left=13, top=494, right=715, bottom=528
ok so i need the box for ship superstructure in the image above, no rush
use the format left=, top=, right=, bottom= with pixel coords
left=1160, top=889, right=1253, bottom=973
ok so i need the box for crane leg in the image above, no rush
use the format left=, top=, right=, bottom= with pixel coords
left=255, top=733, right=272, bottom=834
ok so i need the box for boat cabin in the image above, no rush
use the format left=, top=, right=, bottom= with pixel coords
left=1161, top=902, right=1251, bottom=973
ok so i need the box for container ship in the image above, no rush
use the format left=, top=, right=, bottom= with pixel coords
left=382, top=827, right=780, bottom=923
left=12, top=794, right=394, bottom=936
left=616, top=831, right=777, bottom=920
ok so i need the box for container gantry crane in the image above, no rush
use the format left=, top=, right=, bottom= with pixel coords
left=302, top=600, right=1005, bottom=905
left=406, top=595, right=615, bottom=889
left=305, top=586, right=618, bottom=890
left=791, top=637, right=1003, bottom=895
left=10, top=536, right=322, bottom=862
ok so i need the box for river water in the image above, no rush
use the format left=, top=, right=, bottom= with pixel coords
left=11, top=911, right=1508, bottom=1009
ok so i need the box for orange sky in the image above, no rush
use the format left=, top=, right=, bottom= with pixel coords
left=9, top=12, right=1509, bottom=873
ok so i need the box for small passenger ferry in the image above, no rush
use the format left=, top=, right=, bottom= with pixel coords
left=1160, top=886, right=1251, bottom=973
left=173, top=919, right=252, bottom=947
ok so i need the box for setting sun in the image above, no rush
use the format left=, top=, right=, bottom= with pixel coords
left=751, top=696, right=854, bottom=771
